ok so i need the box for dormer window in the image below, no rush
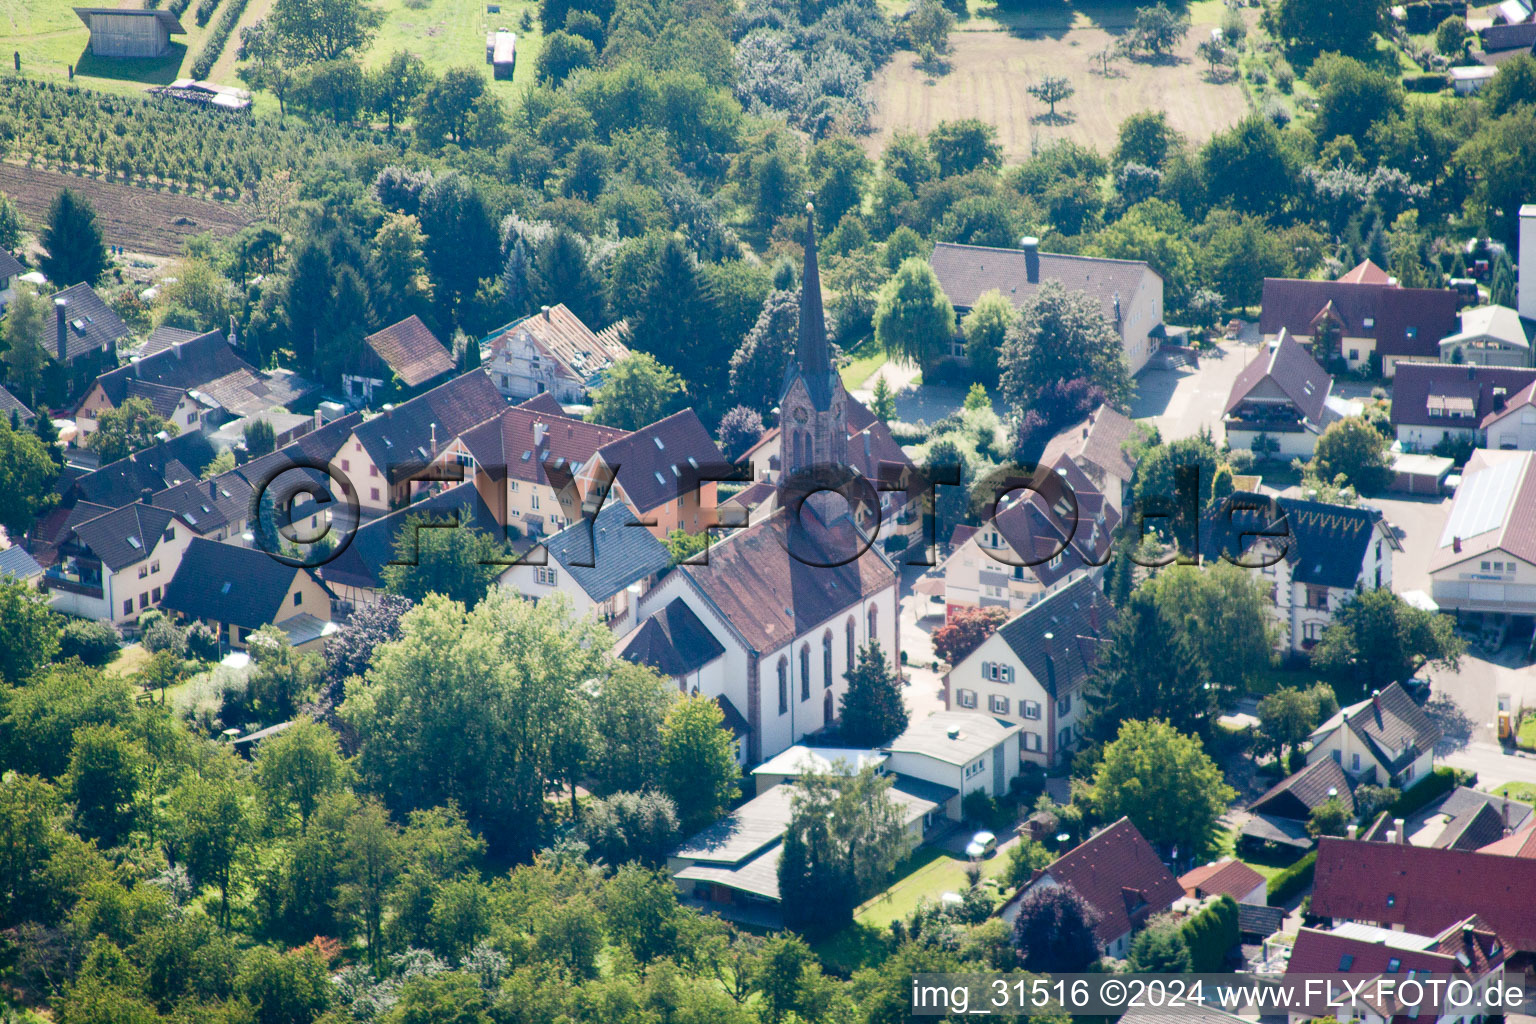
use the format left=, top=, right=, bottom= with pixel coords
left=1363, top=317, right=1375, bottom=329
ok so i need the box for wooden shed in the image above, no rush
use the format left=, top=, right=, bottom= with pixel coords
left=492, top=31, right=516, bottom=79
left=74, top=8, right=185, bottom=58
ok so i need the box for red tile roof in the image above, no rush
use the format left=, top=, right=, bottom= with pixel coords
left=460, top=406, right=627, bottom=488
left=1286, top=916, right=1505, bottom=978
left=990, top=454, right=1120, bottom=587
left=594, top=409, right=730, bottom=514
left=1020, top=817, right=1184, bottom=946
left=1480, top=822, right=1536, bottom=858
left=1337, top=259, right=1392, bottom=285
left=1312, top=837, right=1536, bottom=951
left=1178, top=859, right=1266, bottom=901
left=1390, top=362, right=1536, bottom=430
left=1224, top=329, right=1333, bottom=424
left=363, top=315, right=455, bottom=388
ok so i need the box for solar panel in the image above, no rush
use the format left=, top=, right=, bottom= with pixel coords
left=1439, top=455, right=1523, bottom=548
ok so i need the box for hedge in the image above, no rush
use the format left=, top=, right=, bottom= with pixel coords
left=1267, top=851, right=1316, bottom=907
left=1386, top=766, right=1464, bottom=820
left=1182, top=894, right=1239, bottom=972
left=189, top=0, right=250, bottom=80
left=1404, top=72, right=1447, bottom=93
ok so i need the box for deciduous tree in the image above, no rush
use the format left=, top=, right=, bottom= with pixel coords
left=1093, top=720, right=1235, bottom=858
left=0, top=414, right=57, bottom=538
left=1010, top=883, right=1102, bottom=971
left=874, top=257, right=954, bottom=371
left=931, top=607, right=1009, bottom=666
left=590, top=352, right=687, bottom=431
left=999, top=280, right=1132, bottom=410
left=659, top=693, right=740, bottom=831
left=1311, top=588, right=1464, bottom=689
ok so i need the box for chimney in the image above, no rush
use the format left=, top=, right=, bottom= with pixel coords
left=533, top=421, right=547, bottom=446
left=209, top=479, right=217, bottom=500
left=1021, top=236, right=1040, bottom=284
left=1503, top=797, right=1512, bottom=835
left=1373, top=689, right=1382, bottom=712
left=1463, top=923, right=1476, bottom=947
left=314, top=408, right=324, bottom=431
left=541, top=304, right=552, bottom=320
left=1453, top=535, right=1462, bottom=553
left=1394, top=818, right=1406, bottom=842
left=1113, top=291, right=1122, bottom=326
left=1494, top=387, right=1508, bottom=410
left=140, top=487, right=153, bottom=504
left=55, top=297, right=68, bottom=363
left=430, top=422, right=438, bottom=458
left=173, top=339, right=184, bottom=360
left=946, top=726, right=960, bottom=739
left=1386, top=829, right=1396, bottom=844
left=1519, top=204, right=1535, bottom=320
left=1088, top=602, right=1100, bottom=632
left=129, top=355, right=141, bottom=377
left=1043, top=631, right=1057, bottom=692
left=1347, top=824, right=1358, bottom=839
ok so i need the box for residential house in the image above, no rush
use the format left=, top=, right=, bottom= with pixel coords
left=880, top=710, right=1022, bottom=807
left=1480, top=21, right=1536, bottom=59
left=75, top=329, right=252, bottom=435
left=943, top=577, right=1113, bottom=767
left=1312, top=835, right=1536, bottom=953
left=1482, top=378, right=1536, bottom=449
left=483, top=303, right=631, bottom=404
left=576, top=410, right=730, bottom=539
left=1259, top=274, right=1460, bottom=376
left=43, top=502, right=192, bottom=625
left=1284, top=917, right=1509, bottom=1024
left=1178, top=858, right=1267, bottom=905
left=0, top=382, right=34, bottom=425
left=45, top=283, right=132, bottom=402
left=0, top=249, right=22, bottom=309
left=930, top=239, right=1167, bottom=375
left=1200, top=491, right=1399, bottom=651
left=1223, top=329, right=1347, bottom=458
left=337, top=371, right=507, bottom=515
left=998, top=817, right=1184, bottom=960
left=446, top=399, right=627, bottom=538
left=1368, top=786, right=1535, bottom=851
left=150, top=471, right=253, bottom=543
left=192, top=366, right=316, bottom=427
left=498, top=500, right=671, bottom=632
left=318, top=480, right=522, bottom=607
left=630, top=507, right=899, bottom=765
left=1241, top=757, right=1354, bottom=854
left=938, top=454, right=1119, bottom=619
left=56, top=431, right=217, bottom=511
left=343, top=315, right=455, bottom=406
left=1390, top=362, right=1536, bottom=451
left=1036, top=404, right=1139, bottom=512
left=159, top=536, right=332, bottom=649
left=0, top=545, right=44, bottom=586
left=1306, top=682, right=1442, bottom=790
left=1428, top=448, right=1536, bottom=616
left=1438, top=304, right=1532, bottom=366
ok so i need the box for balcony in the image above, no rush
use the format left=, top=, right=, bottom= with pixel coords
left=44, top=561, right=104, bottom=599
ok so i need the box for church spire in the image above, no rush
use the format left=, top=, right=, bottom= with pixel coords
left=797, top=201, right=834, bottom=410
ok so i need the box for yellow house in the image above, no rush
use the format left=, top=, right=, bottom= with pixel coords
left=159, top=536, right=333, bottom=649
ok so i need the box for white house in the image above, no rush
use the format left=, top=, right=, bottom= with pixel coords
left=880, top=710, right=1023, bottom=806
left=1201, top=492, right=1399, bottom=652
left=944, top=577, right=1113, bottom=768
left=938, top=454, right=1118, bottom=620
left=44, top=502, right=193, bottom=626
left=930, top=239, right=1166, bottom=376
left=629, top=506, right=900, bottom=766
left=1306, top=683, right=1441, bottom=790
left=1428, top=448, right=1536, bottom=617
left=1391, top=363, right=1536, bottom=452
left=1481, top=380, right=1536, bottom=450
left=1223, top=329, right=1350, bottom=458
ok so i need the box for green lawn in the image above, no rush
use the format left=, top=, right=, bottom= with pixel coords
left=854, top=844, right=1012, bottom=929
left=839, top=336, right=887, bottom=391
left=1493, top=782, right=1536, bottom=804
left=361, top=0, right=543, bottom=106
left=106, top=642, right=153, bottom=679
left=1211, top=825, right=1299, bottom=882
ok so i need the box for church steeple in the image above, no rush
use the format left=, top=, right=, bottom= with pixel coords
left=779, top=201, right=848, bottom=479
left=797, top=201, right=834, bottom=410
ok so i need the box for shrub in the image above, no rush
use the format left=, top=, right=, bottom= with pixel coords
left=1386, top=766, right=1459, bottom=818
left=963, top=789, right=997, bottom=827
left=59, top=619, right=121, bottom=666
left=1267, top=851, right=1316, bottom=906
left=143, top=616, right=188, bottom=656
left=1273, top=57, right=1295, bottom=93
left=186, top=621, right=222, bottom=662
left=1404, top=72, right=1447, bottom=93
left=1182, top=895, right=1238, bottom=971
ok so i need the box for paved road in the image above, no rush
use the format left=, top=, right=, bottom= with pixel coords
left=1442, top=741, right=1536, bottom=790
left=1130, top=339, right=1256, bottom=443
left=898, top=578, right=950, bottom=722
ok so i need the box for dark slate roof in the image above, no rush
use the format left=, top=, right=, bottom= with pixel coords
left=92, top=329, right=250, bottom=410
left=1201, top=491, right=1393, bottom=589
left=536, top=501, right=671, bottom=602
left=195, top=367, right=316, bottom=419
left=160, top=536, right=309, bottom=630
left=931, top=241, right=1158, bottom=330
left=0, top=250, right=23, bottom=279
left=141, top=324, right=201, bottom=357
left=71, top=502, right=177, bottom=571
left=619, top=596, right=727, bottom=677
left=1435, top=801, right=1510, bottom=852
left=123, top=379, right=187, bottom=419
left=0, top=382, right=34, bottom=422
left=1481, top=20, right=1536, bottom=49
left=352, top=372, right=507, bottom=485
left=595, top=410, right=731, bottom=515
left=50, top=283, right=130, bottom=363
left=1259, top=279, right=1459, bottom=360
left=1316, top=682, right=1443, bottom=775
left=151, top=471, right=253, bottom=535
left=1240, top=813, right=1314, bottom=849
left=991, top=576, right=1112, bottom=697
left=362, top=315, right=455, bottom=388
left=1250, top=757, right=1355, bottom=820
left=66, top=431, right=217, bottom=509
left=1224, top=329, right=1333, bottom=424
left=990, top=454, right=1119, bottom=588
left=1236, top=903, right=1286, bottom=938
left=0, top=545, right=43, bottom=581
left=1436, top=786, right=1534, bottom=836
left=786, top=206, right=838, bottom=410
left=319, top=482, right=527, bottom=592
left=676, top=507, right=895, bottom=654
left=1038, top=404, right=1138, bottom=489
left=1389, top=362, right=1536, bottom=430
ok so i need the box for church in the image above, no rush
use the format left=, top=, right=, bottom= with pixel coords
left=618, top=206, right=903, bottom=765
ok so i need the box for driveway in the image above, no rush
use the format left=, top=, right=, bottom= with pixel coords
left=1130, top=339, right=1257, bottom=443
left=1361, top=494, right=1452, bottom=597
left=898, top=569, right=950, bottom=723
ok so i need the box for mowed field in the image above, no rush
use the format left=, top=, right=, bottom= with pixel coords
left=866, top=2, right=1252, bottom=160
left=360, top=0, right=544, bottom=105
left=0, top=163, right=252, bottom=256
